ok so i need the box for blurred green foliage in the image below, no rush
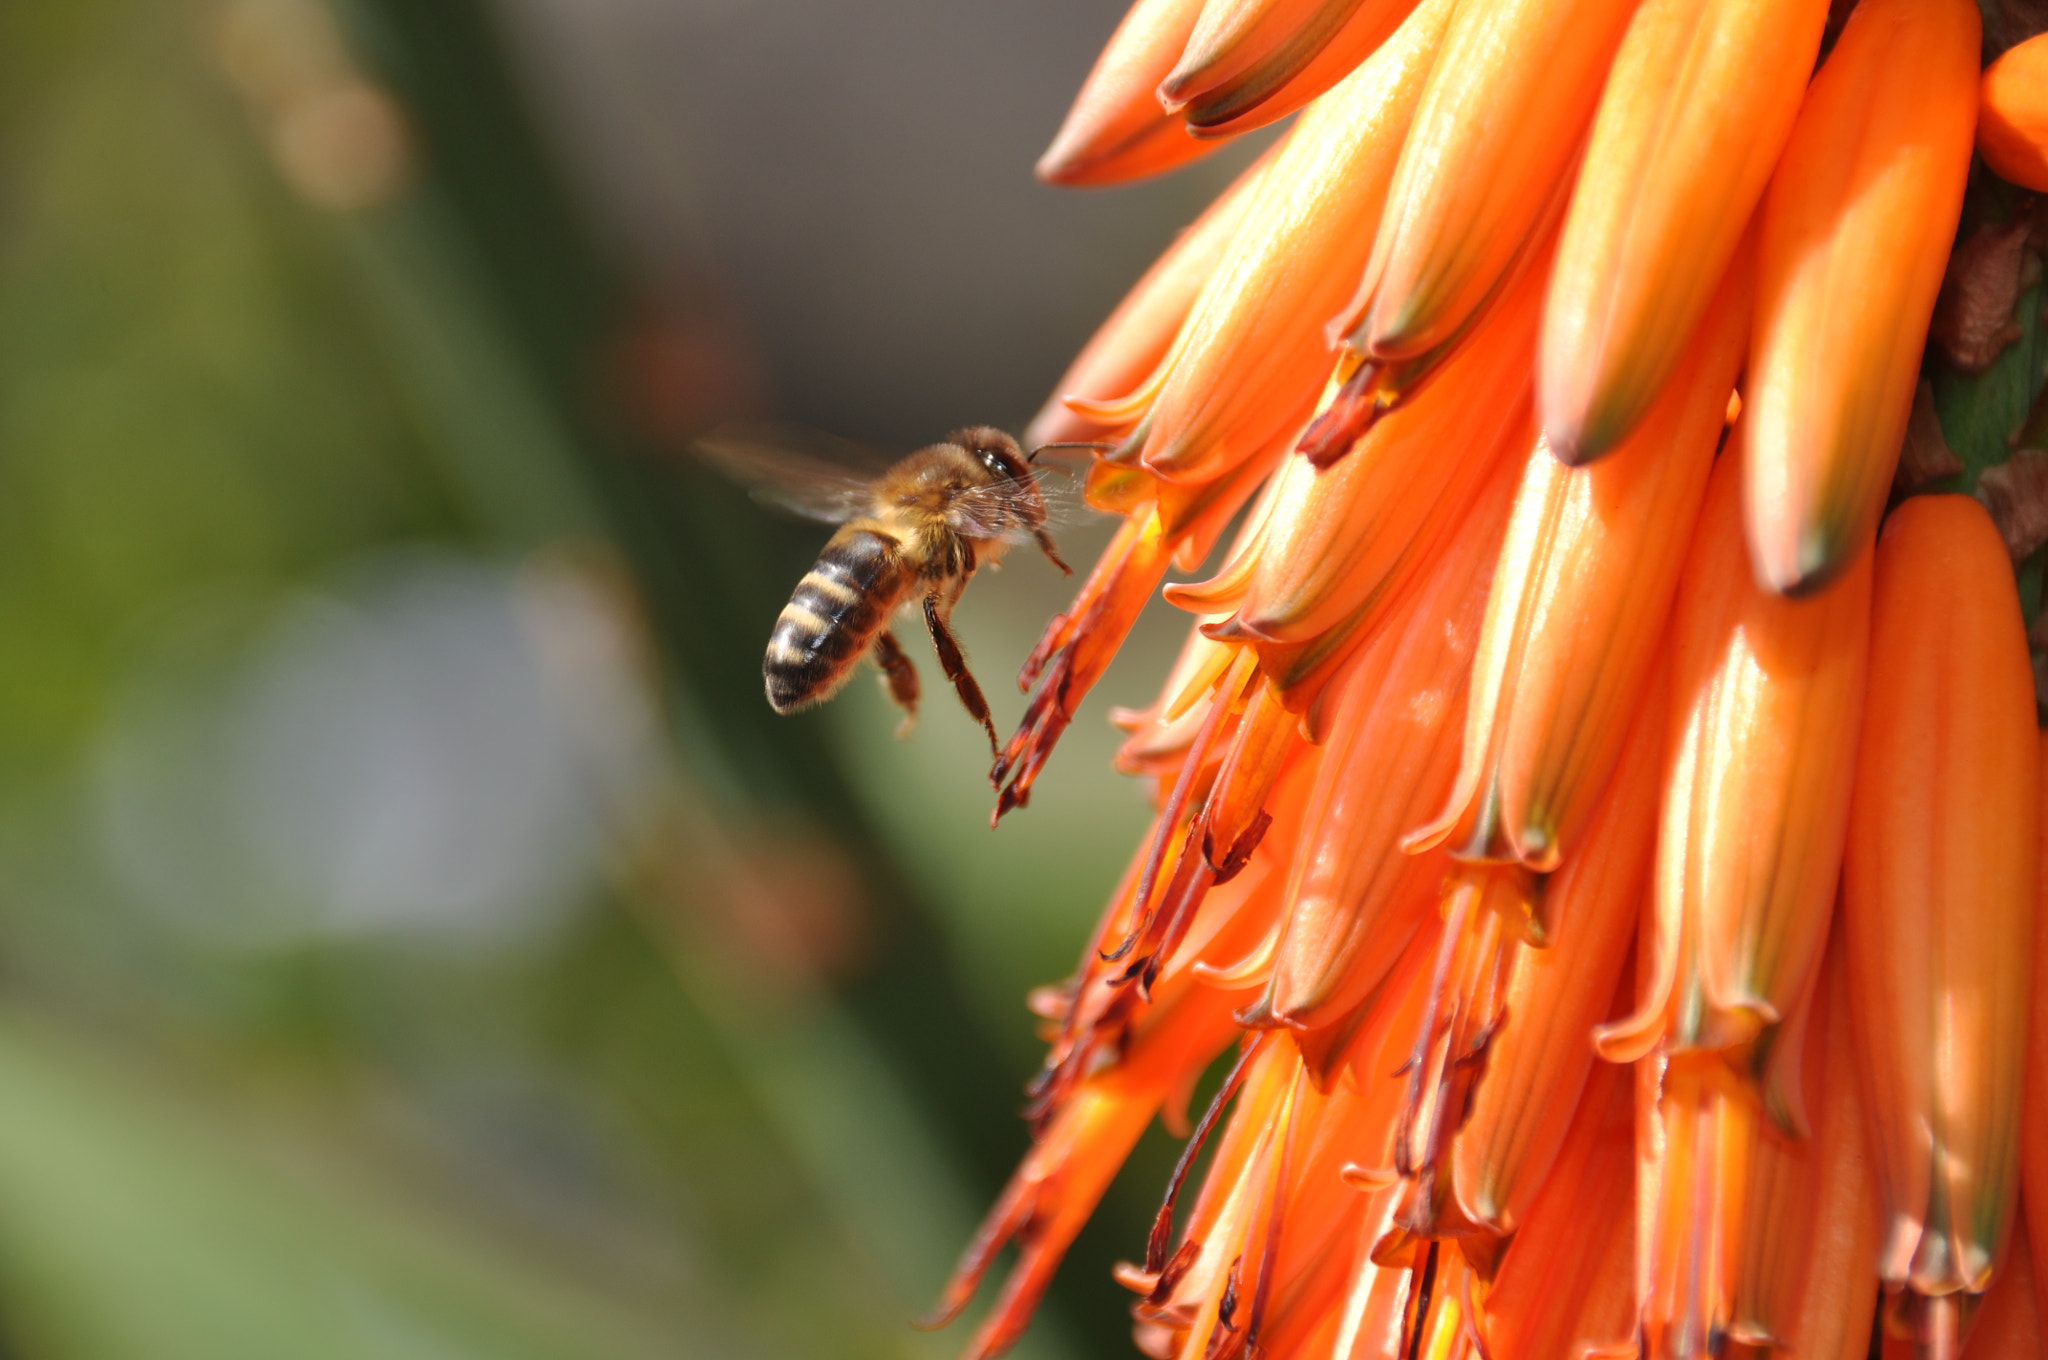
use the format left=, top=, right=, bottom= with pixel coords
left=0, top=0, right=1198, bottom=1355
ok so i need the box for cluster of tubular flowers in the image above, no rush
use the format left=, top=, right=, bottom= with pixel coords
left=933, top=3, right=2048, bottom=1359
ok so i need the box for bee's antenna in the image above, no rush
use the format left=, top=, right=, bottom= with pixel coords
left=1026, top=440, right=1116, bottom=465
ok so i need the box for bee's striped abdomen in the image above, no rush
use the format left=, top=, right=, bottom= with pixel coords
left=765, top=527, right=906, bottom=713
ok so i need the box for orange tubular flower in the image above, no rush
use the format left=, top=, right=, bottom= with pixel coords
left=1597, top=444, right=1871, bottom=1070
left=1132, top=1029, right=1413, bottom=1360
left=1412, top=240, right=1749, bottom=872
left=1742, top=0, right=1979, bottom=596
left=1222, top=247, right=1541, bottom=649
left=1162, top=0, right=1420, bottom=139
left=996, top=0, right=1455, bottom=814
left=1137, top=0, right=1452, bottom=489
left=1346, top=0, right=1638, bottom=365
left=941, top=1014, right=1234, bottom=1360
left=2026, top=731, right=2048, bottom=1327
left=1035, top=0, right=1216, bottom=185
left=931, top=3, right=2048, bottom=1358
left=1636, top=1051, right=1760, bottom=1359
left=1729, top=937, right=1883, bottom=1359
left=1845, top=495, right=2038, bottom=1317
left=1444, top=666, right=1660, bottom=1243
left=1161, top=0, right=1358, bottom=108
left=1958, top=1216, right=2043, bottom=1358
left=1539, top=0, right=1825, bottom=465
left=940, top=756, right=1321, bottom=1359
left=1256, top=463, right=1507, bottom=1033
left=1478, top=1058, right=1637, bottom=1360
left=1978, top=33, right=2048, bottom=193
left=1025, top=146, right=1273, bottom=451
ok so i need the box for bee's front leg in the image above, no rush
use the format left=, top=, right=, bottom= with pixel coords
left=871, top=629, right=920, bottom=738
left=921, top=592, right=1000, bottom=760
left=1033, top=527, right=1072, bottom=576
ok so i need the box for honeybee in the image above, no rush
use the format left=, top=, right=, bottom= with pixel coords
left=697, top=424, right=1077, bottom=756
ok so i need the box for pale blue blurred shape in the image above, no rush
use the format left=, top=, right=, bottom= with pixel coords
left=93, top=551, right=656, bottom=949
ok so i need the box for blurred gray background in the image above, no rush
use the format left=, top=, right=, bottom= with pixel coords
left=492, top=0, right=1256, bottom=441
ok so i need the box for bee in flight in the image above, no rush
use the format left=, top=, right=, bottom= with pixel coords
left=697, top=425, right=1081, bottom=758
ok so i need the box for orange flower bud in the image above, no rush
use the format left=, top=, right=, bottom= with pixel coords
left=1540, top=0, right=1825, bottom=464
left=1036, top=0, right=1216, bottom=186
left=1480, top=1058, right=1636, bottom=1359
left=1139, top=0, right=1453, bottom=488
left=2026, top=732, right=2048, bottom=1331
left=1446, top=664, right=1661, bottom=1238
left=1414, top=240, right=1749, bottom=871
left=1844, top=494, right=2038, bottom=1299
left=1347, top=0, right=1638, bottom=364
left=1730, top=938, right=1883, bottom=1359
left=1164, top=0, right=1419, bottom=139
left=1241, top=396, right=1522, bottom=731
left=1598, top=444, right=1872, bottom=1067
left=1743, top=0, right=1980, bottom=595
left=1162, top=0, right=1347, bottom=107
left=1258, top=461, right=1502, bottom=1032
left=1978, top=33, right=2048, bottom=193
left=1025, top=144, right=1274, bottom=450
left=1224, top=247, right=1540, bottom=647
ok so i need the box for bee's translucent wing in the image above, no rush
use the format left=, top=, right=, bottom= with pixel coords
left=947, top=468, right=1090, bottom=542
left=692, top=423, right=886, bottom=524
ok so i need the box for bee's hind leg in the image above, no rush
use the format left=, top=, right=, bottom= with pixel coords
left=872, top=629, right=920, bottom=738
left=921, top=593, right=1000, bottom=760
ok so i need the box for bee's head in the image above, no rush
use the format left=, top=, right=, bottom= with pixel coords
left=946, top=426, right=1032, bottom=488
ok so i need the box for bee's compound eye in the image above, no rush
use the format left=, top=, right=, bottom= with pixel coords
left=949, top=427, right=1028, bottom=485
left=974, top=446, right=1013, bottom=483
